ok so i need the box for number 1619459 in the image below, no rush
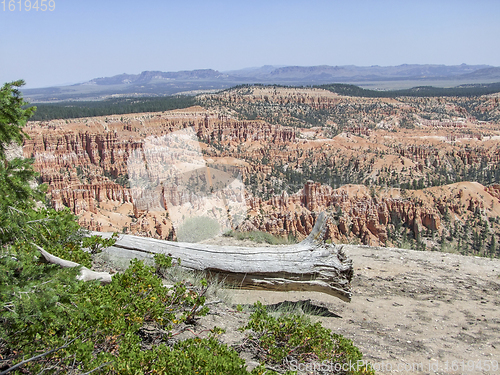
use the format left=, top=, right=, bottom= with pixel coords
left=2, top=0, right=55, bottom=11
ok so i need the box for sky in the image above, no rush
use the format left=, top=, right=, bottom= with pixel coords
left=1, top=0, right=499, bottom=88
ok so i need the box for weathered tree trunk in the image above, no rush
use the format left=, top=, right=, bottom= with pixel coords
left=33, top=243, right=112, bottom=283
left=97, top=212, right=353, bottom=301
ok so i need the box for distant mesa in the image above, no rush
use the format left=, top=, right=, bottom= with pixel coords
left=88, top=69, right=227, bottom=86
left=22, top=64, right=500, bottom=103
left=459, top=66, right=500, bottom=80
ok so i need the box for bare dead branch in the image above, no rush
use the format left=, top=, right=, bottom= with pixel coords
left=31, top=243, right=112, bottom=283
left=79, top=362, right=112, bottom=375
left=0, top=336, right=78, bottom=375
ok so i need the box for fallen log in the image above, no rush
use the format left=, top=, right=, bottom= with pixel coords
left=95, top=212, right=353, bottom=301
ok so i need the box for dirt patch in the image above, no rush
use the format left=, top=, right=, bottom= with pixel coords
left=225, top=244, right=500, bottom=374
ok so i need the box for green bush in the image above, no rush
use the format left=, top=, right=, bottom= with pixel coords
left=240, top=302, right=375, bottom=375
left=226, top=230, right=297, bottom=245
left=1, top=254, right=215, bottom=373
left=175, top=216, right=220, bottom=242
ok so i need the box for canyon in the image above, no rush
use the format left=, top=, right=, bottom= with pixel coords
left=23, top=86, right=500, bottom=257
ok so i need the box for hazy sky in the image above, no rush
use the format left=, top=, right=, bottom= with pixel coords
left=1, top=0, right=499, bottom=88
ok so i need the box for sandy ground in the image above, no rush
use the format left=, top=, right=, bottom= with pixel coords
left=224, top=244, right=500, bottom=374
